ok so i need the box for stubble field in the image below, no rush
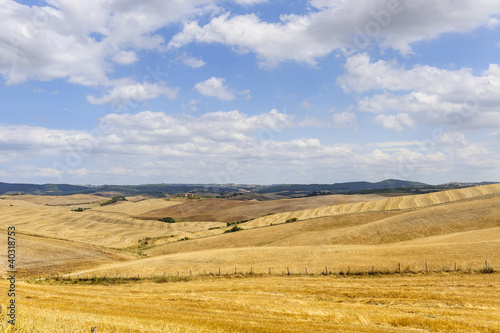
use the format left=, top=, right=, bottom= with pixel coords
left=1, top=184, right=500, bottom=332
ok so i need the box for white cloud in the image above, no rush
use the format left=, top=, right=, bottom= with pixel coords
left=438, top=132, right=467, bottom=147
left=87, top=81, right=179, bottom=106
left=169, top=1, right=500, bottom=67
left=332, top=112, right=357, bottom=129
left=67, top=168, right=90, bottom=177
left=233, top=0, right=269, bottom=4
left=375, top=114, right=414, bottom=132
left=112, top=51, right=138, bottom=65
left=0, top=0, right=219, bottom=86
left=194, top=77, right=236, bottom=100
left=177, top=53, right=206, bottom=68
left=2, top=110, right=499, bottom=184
left=340, top=53, right=500, bottom=130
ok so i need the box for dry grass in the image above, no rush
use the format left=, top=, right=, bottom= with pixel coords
left=3, top=194, right=103, bottom=206
left=245, top=183, right=500, bottom=227
left=93, top=197, right=184, bottom=215
left=1, top=184, right=500, bottom=332
left=1, top=273, right=499, bottom=332
left=136, top=194, right=385, bottom=222
left=0, top=201, right=225, bottom=248
left=0, top=231, right=132, bottom=278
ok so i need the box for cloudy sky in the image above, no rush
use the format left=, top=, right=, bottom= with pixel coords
left=1, top=0, right=500, bottom=185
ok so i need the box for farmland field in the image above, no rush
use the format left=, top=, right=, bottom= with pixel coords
left=1, top=184, right=500, bottom=332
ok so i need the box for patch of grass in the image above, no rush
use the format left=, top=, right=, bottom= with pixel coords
left=477, top=266, right=495, bottom=274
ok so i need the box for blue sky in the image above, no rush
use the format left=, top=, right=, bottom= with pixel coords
left=1, top=0, right=500, bottom=185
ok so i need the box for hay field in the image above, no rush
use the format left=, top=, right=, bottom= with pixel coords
left=0, top=231, right=131, bottom=277
left=0, top=198, right=224, bottom=248
left=244, top=183, right=500, bottom=227
left=1, top=273, right=499, bottom=332
left=136, top=194, right=386, bottom=222
left=3, top=194, right=103, bottom=206
left=1, top=184, right=500, bottom=332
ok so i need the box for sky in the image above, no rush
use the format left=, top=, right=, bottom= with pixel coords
left=1, top=0, right=500, bottom=185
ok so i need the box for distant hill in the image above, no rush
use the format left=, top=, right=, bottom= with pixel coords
left=0, top=179, right=496, bottom=197
left=256, top=179, right=428, bottom=195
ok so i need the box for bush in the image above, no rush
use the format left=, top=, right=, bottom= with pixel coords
left=72, top=207, right=85, bottom=212
left=285, top=217, right=298, bottom=223
left=158, top=217, right=176, bottom=223
left=100, top=196, right=127, bottom=206
left=208, top=227, right=221, bottom=230
left=224, top=225, right=242, bottom=233
left=478, top=266, right=495, bottom=274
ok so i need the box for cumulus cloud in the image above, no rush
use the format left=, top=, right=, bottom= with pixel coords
left=340, top=53, right=500, bottom=130
left=176, top=52, right=206, bottom=68
left=87, top=81, right=179, bottom=106
left=375, top=114, right=415, bottom=132
left=0, top=0, right=218, bottom=86
left=168, top=0, right=500, bottom=67
left=2, top=109, right=497, bottom=184
left=194, top=77, right=236, bottom=100
left=332, top=112, right=357, bottom=129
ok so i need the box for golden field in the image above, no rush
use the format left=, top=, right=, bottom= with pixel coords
left=1, top=274, right=499, bottom=332
left=1, top=184, right=500, bottom=332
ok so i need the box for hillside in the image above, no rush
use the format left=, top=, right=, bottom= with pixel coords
left=243, top=183, right=500, bottom=227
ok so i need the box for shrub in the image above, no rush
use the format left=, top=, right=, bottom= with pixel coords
left=72, top=207, right=85, bottom=212
left=208, top=227, right=221, bottom=230
left=224, top=225, right=242, bottom=233
left=100, top=196, right=127, bottom=206
left=285, top=217, right=298, bottom=223
left=478, top=266, right=495, bottom=274
left=158, top=217, right=176, bottom=223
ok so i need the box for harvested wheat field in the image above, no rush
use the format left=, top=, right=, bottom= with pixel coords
left=1, top=184, right=500, bottom=332
left=1, top=273, right=500, bottom=332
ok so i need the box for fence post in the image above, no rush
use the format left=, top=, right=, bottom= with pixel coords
left=347, top=266, right=350, bottom=275
left=305, top=267, right=308, bottom=275
left=287, top=267, right=290, bottom=275
left=454, top=262, right=457, bottom=271
left=372, top=266, right=374, bottom=274
left=235, top=267, right=237, bottom=275
left=250, top=267, right=253, bottom=275
left=219, top=267, right=221, bottom=276
left=269, top=267, right=271, bottom=275
left=425, top=262, right=428, bottom=273
left=485, top=260, right=488, bottom=268
left=398, top=263, right=401, bottom=273
left=325, top=266, right=328, bottom=275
